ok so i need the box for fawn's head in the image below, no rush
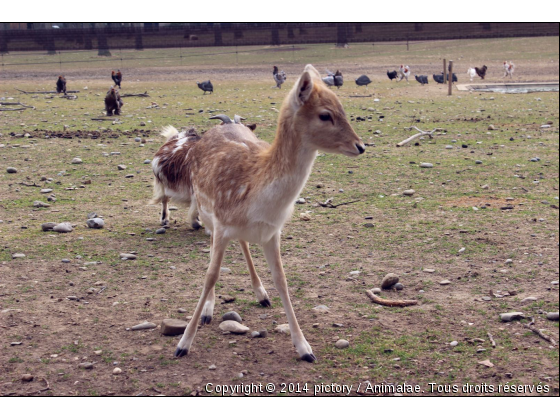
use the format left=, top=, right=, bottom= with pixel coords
left=284, top=64, right=364, bottom=157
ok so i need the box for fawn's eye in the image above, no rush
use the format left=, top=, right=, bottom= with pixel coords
left=319, top=113, right=332, bottom=122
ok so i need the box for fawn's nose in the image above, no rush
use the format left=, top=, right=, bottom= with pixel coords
left=356, top=144, right=365, bottom=154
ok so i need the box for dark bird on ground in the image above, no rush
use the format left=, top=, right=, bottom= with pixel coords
left=447, top=73, right=458, bottom=83
left=433, top=74, right=444, bottom=84
left=387, top=70, right=398, bottom=81
left=112, top=70, right=122, bottom=88
left=56, top=75, right=66, bottom=94
left=273, top=66, right=287, bottom=89
left=105, top=86, right=123, bottom=116
left=355, top=75, right=372, bottom=86
left=415, top=75, right=429, bottom=85
left=197, top=80, right=213, bottom=94
left=475, top=65, right=487, bottom=79
left=334, top=70, right=343, bottom=89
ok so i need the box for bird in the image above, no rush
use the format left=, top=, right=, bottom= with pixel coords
left=334, top=70, right=343, bottom=89
left=475, top=65, right=488, bottom=79
left=387, top=70, right=398, bottom=81
left=355, top=75, right=372, bottom=87
left=111, top=70, right=122, bottom=88
left=447, top=73, right=458, bottom=83
left=273, top=66, right=287, bottom=89
left=398, top=65, right=410, bottom=82
left=415, top=75, right=429, bottom=85
left=56, top=75, right=66, bottom=94
left=503, top=61, right=515, bottom=78
left=322, top=70, right=335, bottom=87
left=105, top=86, right=123, bottom=116
left=197, top=80, right=213, bottom=94
left=467, top=68, right=477, bottom=82
left=433, top=74, right=445, bottom=84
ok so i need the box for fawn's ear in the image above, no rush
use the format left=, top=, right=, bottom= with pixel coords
left=290, top=67, right=314, bottom=109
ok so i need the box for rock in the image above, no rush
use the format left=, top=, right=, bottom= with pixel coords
left=423, top=268, right=435, bottom=273
left=520, top=297, right=537, bottom=304
left=363, top=223, right=375, bottom=228
left=117, top=164, right=127, bottom=170
left=259, top=329, right=268, bottom=338
left=220, top=267, right=232, bottom=274
left=161, top=319, right=189, bottom=336
left=500, top=312, right=524, bottom=322
left=53, top=222, right=73, bottom=233
left=6, top=167, right=17, bottom=173
left=71, top=158, right=83, bottom=164
left=275, top=324, right=291, bottom=335
left=403, top=189, right=415, bottom=196
left=86, top=218, right=105, bottom=229
left=296, top=198, right=306, bottom=204
left=79, top=362, right=94, bottom=370
left=112, top=367, right=122, bottom=375
left=155, top=228, right=166, bottom=234
left=299, top=213, right=311, bottom=221
left=439, top=280, right=451, bottom=285
left=420, top=163, right=433, bottom=168
left=41, top=222, right=57, bottom=231
left=394, top=283, right=404, bottom=290
left=475, top=160, right=483, bottom=165
left=12, top=253, right=26, bottom=259
left=371, top=288, right=382, bottom=294
left=349, top=270, right=361, bottom=276
left=335, top=339, right=349, bottom=349
left=450, top=341, right=458, bottom=347
left=220, top=295, right=235, bottom=303
left=251, top=331, right=260, bottom=338
left=546, top=312, right=559, bottom=321
left=458, top=247, right=466, bottom=253
left=222, top=311, right=242, bottom=323
left=478, top=359, right=494, bottom=368
left=208, top=364, right=216, bottom=370
left=87, top=212, right=98, bottom=219
left=219, top=320, right=249, bottom=334
left=381, top=273, right=399, bottom=289
left=33, top=201, right=50, bottom=208
left=125, top=174, right=134, bottom=178
left=120, top=253, right=137, bottom=260
left=312, top=305, right=330, bottom=313
left=131, top=322, right=157, bottom=331
left=21, top=374, right=34, bottom=382
left=144, top=159, right=151, bottom=164
left=488, top=125, right=496, bottom=130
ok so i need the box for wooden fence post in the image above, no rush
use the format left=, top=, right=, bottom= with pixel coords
left=448, top=60, right=453, bottom=96
left=443, top=58, right=447, bottom=88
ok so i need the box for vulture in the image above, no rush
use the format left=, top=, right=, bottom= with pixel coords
left=415, top=75, right=428, bottom=85
left=111, top=70, right=122, bottom=88
left=105, top=86, right=123, bottom=116
left=56, top=76, right=67, bottom=94
left=355, top=75, right=372, bottom=87
left=273, top=66, right=287, bottom=89
left=197, top=80, right=214, bottom=94
left=387, top=70, right=398, bottom=81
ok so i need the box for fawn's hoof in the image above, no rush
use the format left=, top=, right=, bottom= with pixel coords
left=174, top=347, right=188, bottom=358
left=200, top=315, right=212, bottom=325
left=301, top=353, right=317, bottom=363
left=259, top=298, right=272, bottom=308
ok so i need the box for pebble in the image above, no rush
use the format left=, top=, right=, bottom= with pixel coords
left=41, top=222, right=57, bottom=231
left=208, top=364, right=216, bottom=370
left=381, top=273, right=399, bottom=289
left=53, top=222, right=73, bottom=233
left=40, top=188, right=53, bottom=194
left=155, top=228, right=166, bottom=234
left=131, top=322, right=157, bottom=331
left=500, top=312, right=524, bottom=322
left=120, top=253, right=137, bottom=260
left=520, top=297, right=537, bottom=304
left=251, top=331, right=260, bottom=338
left=275, top=324, right=291, bottom=335
left=71, top=158, right=83, bottom=164
left=259, top=329, right=268, bottom=338
left=335, top=339, right=349, bottom=349
left=403, top=189, right=415, bottom=196
left=144, top=159, right=151, bottom=164
left=12, top=253, right=26, bottom=259
left=546, top=312, right=559, bottom=321
left=178, top=308, right=187, bottom=313
left=86, top=218, right=104, bottom=229
left=420, top=163, right=433, bottom=168
left=79, top=362, right=94, bottom=370
left=475, top=160, right=482, bottom=165
left=394, top=283, right=404, bottom=290
left=458, top=247, right=466, bottom=253
left=296, top=198, right=306, bottom=204
left=445, top=145, right=453, bottom=149
left=363, top=223, right=375, bottom=228
left=117, top=164, right=127, bottom=170
left=222, top=311, right=242, bottom=323
left=21, top=374, right=34, bottom=382
left=450, top=341, right=458, bottom=347
left=220, top=295, right=235, bottom=303
left=112, top=367, right=122, bottom=375
left=6, top=167, right=17, bottom=173
left=161, top=319, right=189, bottom=336
left=371, top=288, right=382, bottom=294
left=219, top=320, right=249, bottom=334
left=299, top=213, right=311, bottom=221
left=439, top=280, right=451, bottom=285
left=505, top=259, right=513, bottom=264
left=312, top=305, right=330, bottom=313
left=220, top=267, right=232, bottom=274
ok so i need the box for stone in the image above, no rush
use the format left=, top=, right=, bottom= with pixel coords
left=86, top=218, right=104, bottom=229
left=6, top=167, right=17, bottom=173
left=394, top=283, right=404, bottom=290
left=420, top=163, right=433, bottom=168
left=299, top=213, right=311, bottom=221
left=403, top=189, right=415, bottom=196
left=258, top=329, right=268, bottom=338
left=371, top=288, right=382, bottom=294
left=53, top=222, right=73, bottom=233
left=520, top=297, right=537, bottom=304
left=500, top=312, right=524, bottom=322
left=275, top=324, right=291, bottom=335
left=546, top=312, right=559, bottom=321
left=112, top=367, right=122, bottom=375
left=131, top=322, right=157, bottom=331
left=79, top=362, right=94, bottom=369
left=144, top=159, right=151, bottom=164
left=21, top=374, right=34, bottom=382
left=381, top=273, right=399, bottom=289
left=219, top=320, right=249, bottom=334
left=120, top=253, right=137, bottom=260
left=251, top=331, right=260, bottom=338
left=161, top=319, right=189, bottom=336
left=41, top=222, right=57, bottom=231
left=222, top=311, right=242, bottom=323
left=33, top=201, right=50, bottom=208
left=220, top=267, right=232, bottom=274
left=87, top=212, right=98, bottom=219
left=478, top=359, right=494, bottom=368
left=155, top=228, right=166, bottom=234
left=335, top=339, right=349, bottom=349
left=450, top=341, right=458, bottom=347
left=439, top=280, right=451, bottom=285
left=71, top=158, right=83, bottom=164
left=220, top=295, right=235, bottom=303
left=12, top=253, right=26, bottom=259
left=363, top=223, right=375, bottom=228
left=208, top=364, right=216, bottom=370
left=117, top=164, right=127, bottom=170
left=312, top=305, right=330, bottom=313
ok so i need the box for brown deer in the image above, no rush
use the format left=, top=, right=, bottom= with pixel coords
left=151, top=64, right=364, bottom=362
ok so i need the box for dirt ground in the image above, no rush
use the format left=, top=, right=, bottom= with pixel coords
left=0, top=39, right=558, bottom=397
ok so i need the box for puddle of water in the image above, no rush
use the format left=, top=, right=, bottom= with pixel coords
left=467, top=83, right=558, bottom=94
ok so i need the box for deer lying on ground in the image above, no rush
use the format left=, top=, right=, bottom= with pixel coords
left=151, top=64, right=364, bottom=362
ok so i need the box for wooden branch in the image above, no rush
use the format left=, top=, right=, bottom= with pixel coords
left=0, top=107, right=30, bottom=111
left=121, top=92, right=149, bottom=98
left=396, top=127, right=444, bottom=147
left=349, top=94, right=373, bottom=98
left=366, top=289, right=418, bottom=307
left=487, top=332, right=496, bottom=348
left=16, top=88, right=79, bottom=94
left=0, top=102, right=34, bottom=108
left=318, top=198, right=361, bottom=208
left=59, top=95, right=78, bottom=100
left=91, top=118, right=116, bottom=121
left=524, top=317, right=557, bottom=347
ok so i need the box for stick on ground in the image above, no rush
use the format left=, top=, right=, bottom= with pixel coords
left=524, top=317, right=558, bottom=347
left=366, top=289, right=418, bottom=307
left=396, top=126, right=443, bottom=147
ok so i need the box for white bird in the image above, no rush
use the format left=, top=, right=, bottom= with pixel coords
left=503, top=61, right=515, bottom=78
left=322, top=69, right=335, bottom=87
left=467, top=67, right=477, bottom=82
left=398, top=64, right=410, bottom=82
left=273, top=66, right=287, bottom=89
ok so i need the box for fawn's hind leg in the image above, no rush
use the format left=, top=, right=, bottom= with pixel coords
left=239, top=240, right=271, bottom=307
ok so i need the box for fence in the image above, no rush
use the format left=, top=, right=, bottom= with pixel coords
left=1, top=23, right=558, bottom=54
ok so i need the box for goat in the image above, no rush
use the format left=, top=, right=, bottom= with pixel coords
left=151, top=64, right=364, bottom=362
left=387, top=70, right=398, bottom=81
